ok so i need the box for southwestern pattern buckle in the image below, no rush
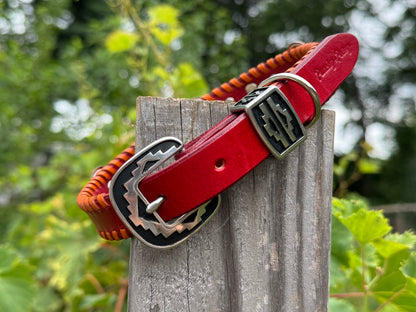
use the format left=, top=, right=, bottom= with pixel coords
left=231, top=86, right=306, bottom=159
left=109, top=137, right=220, bottom=248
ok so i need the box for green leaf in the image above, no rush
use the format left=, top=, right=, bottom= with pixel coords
left=331, top=215, right=353, bottom=266
left=332, top=198, right=368, bottom=219
left=371, top=270, right=406, bottom=295
left=374, top=303, right=401, bottom=312
left=402, top=252, right=416, bottom=278
left=172, top=62, right=209, bottom=97
left=372, top=238, right=409, bottom=259
left=328, top=298, right=356, bottom=312
left=0, top=245, right=36, bottom=312
left=32, top=287, right=62, bottom=312
left=370, top=271, right=416, bottom=312
left=330, top=258, right=350, bottom=294
left=0, top=245, right=16, bottom=274
left=37, top=166, right=61, bottom=191
left=372, top=233, right=415, bottom=274
left=358, top=158, right=381, bottom=174
left=346, top=251, right=366, bottom=290
left=10, top=165, right=35, bottom=192
left=38, top=216, right=101, bottom=295
left=148, top=5, right=184, bottom=45
left=388, top=293, right=416, bottom=312
left=384, top=248, right=411, bottom=275
left=337, top=208, right=392, bottom=244
left=333, top=153, right=358, bottom=177
left=385, top=231, right=416, bottom=249
left=105, top=30, right=139, bottom=53
left=21, top=193, right=65, bottom=215
left=79, top=293, right=112, bottom=309
left=151, top=66, right=170, bottom=81
left=371, top=273, right=416, bottom=312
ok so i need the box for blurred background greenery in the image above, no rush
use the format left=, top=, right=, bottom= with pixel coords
left=0, top=0, right=415, bottom=311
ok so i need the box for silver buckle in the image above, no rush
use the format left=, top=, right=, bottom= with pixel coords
left=109, top=137, right=220, bottom=249
left=231, top=73, right=321, bottom=159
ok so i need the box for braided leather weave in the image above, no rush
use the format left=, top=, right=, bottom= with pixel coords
left=201, top=42, right=317, bottom=101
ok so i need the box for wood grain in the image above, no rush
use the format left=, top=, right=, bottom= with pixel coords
left=129, top=97, right=335, bottom=312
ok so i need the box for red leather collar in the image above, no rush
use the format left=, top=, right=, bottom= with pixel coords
left=77, top=33, right=359, bottom=242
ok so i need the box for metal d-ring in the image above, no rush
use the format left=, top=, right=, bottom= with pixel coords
left=258, top=73, right=321, bottom=128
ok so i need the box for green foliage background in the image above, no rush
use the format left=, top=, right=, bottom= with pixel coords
left=330, top=198, right=416, bottom=311
left=0, top=0, right=415, bottom=311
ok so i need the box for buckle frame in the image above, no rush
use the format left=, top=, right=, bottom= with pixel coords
left=109, top=137, right=220, bottom=249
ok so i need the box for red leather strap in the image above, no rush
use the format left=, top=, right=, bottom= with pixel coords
left=140, top=33, right=359, bottom=221
left=77, top=33, right=358, bottom=240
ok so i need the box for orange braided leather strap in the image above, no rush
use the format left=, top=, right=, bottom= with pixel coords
left=77, top=42, right=319, bottom=240
left=201, top=42, right=318, bottom=101
left=77, top=145, right=135, bottom=240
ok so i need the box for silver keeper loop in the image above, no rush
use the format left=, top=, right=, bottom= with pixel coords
left=258, top=73, right=321, bottom=128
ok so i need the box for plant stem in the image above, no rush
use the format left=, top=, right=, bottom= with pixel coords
left=85, top=273, right=105, bottom=294
left=361, top=243, right=369, bottom=311
left=100, top=242, right=129, bottom=260
left=361, top=244, right=367, bottom=289
left=122, top=0, right=169, bottom=67
left=115, top=277, right=129, bottom=312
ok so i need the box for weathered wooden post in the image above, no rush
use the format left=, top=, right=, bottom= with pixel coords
left=128, top=96, right=335, bottom=311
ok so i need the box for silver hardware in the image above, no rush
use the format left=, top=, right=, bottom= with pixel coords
left=245, top=83, right=258, bottom=94
left=109, top=137, right=220, bottom=248
left=231, top=85, right=306, bottom=159
left=257, top=73, right=321, bottom=128
left=91, top=166, right=103, bottom=178
left=286, top=41, right=305, bottom=51
left=146, top=196, right=165, bottom=214
left=225, top=97, right=235, bottom=104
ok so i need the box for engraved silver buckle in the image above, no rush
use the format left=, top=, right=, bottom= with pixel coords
left=109, top=137, right=220, bottom=249
left=231, top=73, right=321, bottom=159
left=257, top=73, right=322, bottom=128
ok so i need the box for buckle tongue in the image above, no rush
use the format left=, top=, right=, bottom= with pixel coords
left=231, top=73, right=321, bottom=159
left=109, top=137, right=220, bottom=249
